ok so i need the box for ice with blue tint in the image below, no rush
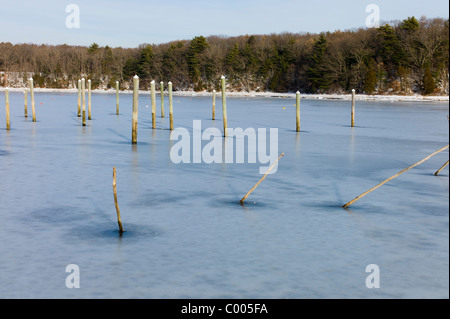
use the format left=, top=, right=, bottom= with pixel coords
left=0, top=91, right=448, bottom=298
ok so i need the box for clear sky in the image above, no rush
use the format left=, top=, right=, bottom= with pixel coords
left=0, top=0, right=448, bottom=48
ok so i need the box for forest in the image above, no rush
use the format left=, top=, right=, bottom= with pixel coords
left=0, top=16, right=448, bottom=95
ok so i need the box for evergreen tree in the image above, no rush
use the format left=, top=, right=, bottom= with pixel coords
left=87, top=42, right=101, bottom=75
left=400, top=16, right=420, bottom=33
left=187, top=36, right=208, bottom=86
left=162, top=41, right=186, bottom=84
left=138, top=45, right=154, bottom=81
left=423, top=67, right=435, bottom=94
left=307, top=34, right=330, bottom=92
left=377, top=24, right=406, bottom=68
left=364, top=60, right=377, bottom=94
left=122, top=57, right=139, bottom=78
left=102, top=45, right=114, bottom=75
left=87, top=43, right=100, bottom=54
left=225, top=43, right=240, bottom=73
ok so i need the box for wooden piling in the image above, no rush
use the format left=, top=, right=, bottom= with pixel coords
left=240, top=153, right=285, bottom=204
left=77, top=79, right=81, bottom=117
left=212, top=89, right=216, bottom=120
left=221, top=76, right=228, bottom=137
left=112, top=167, right=124, bottom=234
left=5, top=89, right=10, bottom=130
left=132, top=75, right=139, bottom=144
left=88, top=79, right=92, bottom=120
left=81, top=78, right=86, bottom=126
left=342, top=144, right=450, bottom=208
left=151, top=80, right=156, bottom=129
left=24, top=89, right=28, bottom=118
left=169, top=81, right=173, bottom=130
left=116, top=81, right=119, bottom=115
left=434, top=160, right=449, bottom=176
left=29, top=78, right=36, bottom=122
left=160, top=81, right=165, bottom=118
left=296, top=91, right=300, bottom=132
left=351, top=89, right=355, bottom=127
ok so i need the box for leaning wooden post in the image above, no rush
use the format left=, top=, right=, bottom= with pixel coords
left=212, top=89, right=216, bottom=120
left=221, top=76, right=228, bottom=137
left=434, top=160, right=449, bottom=176
left=168, top=81, right=173, bottom=130
left=112, top=167, right=124, bottom=234
left=116, top=81, right=119, bottom=115
left=5, top=89, right=10, bottom=130
left=24, top=89, right=28, bottom=118
left=29, top=78, right=36, bottom=122
left=132, top=75, right=139, bottom=144
left=160, top=81, right=165, bottom=118
left=240, top=153, right=285, bottom=204
left=88, top=79, right=92, bottom=120
left=351, top=89, right=355, bottom=127
left=296, top=91, right=300, bottom=132
left=77, top=79, right=81, bottom=117
left=151, top=80, right=156, bottom=129
left=81, top=78, right=86, bottom=126
left=342, top=144, right=450, bottom=208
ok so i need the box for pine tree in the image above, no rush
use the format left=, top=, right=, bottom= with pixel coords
left=122, top=57, right=139, bottom=79
left=225, top=43, right=240, bottom=73
left=138, top=45, right=154, bottom=81
left=377, top=24, right=406, bottom=68
left=87, top=43, right=99, bottom=54
left=102, top=45, right=114, bottom=75
left=187, top=36, right=208, bottom=87
left=364, top=62, right=377, bottom=94
left=400, top=16, right=420, bottom=33
left=423, top=67, right=435, bottom=94
left=307, top=34, right=330, bottom=92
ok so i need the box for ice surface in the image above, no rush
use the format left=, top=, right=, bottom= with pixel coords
left=0, top=91, right=448, bottom=298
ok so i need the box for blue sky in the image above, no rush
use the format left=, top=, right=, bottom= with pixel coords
left=0, top=0, right=448, bottom=48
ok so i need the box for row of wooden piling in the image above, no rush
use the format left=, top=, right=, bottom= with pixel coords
left=1, top=79, right=36, bottom=131
left=131, top=77, right=176, bottom=143
left=76, top=78, right=93, bottom=126
left=128, top=74, right=353, bottom=142
left=129, top=75, right=226, bottom=142
left=2, top=75, right=355, bottom=135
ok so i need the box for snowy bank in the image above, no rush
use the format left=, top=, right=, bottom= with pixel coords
left=0, top=87, right=448, bottom=102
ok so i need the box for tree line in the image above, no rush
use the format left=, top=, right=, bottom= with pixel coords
left=0, top=16, right=448, bottom=95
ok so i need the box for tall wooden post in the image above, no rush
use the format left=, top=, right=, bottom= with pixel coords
left=116, top=81, right=119, bottom=115
left=221, top=76, right=228, bottom=137
left=24, top=89, right=28, bottom=118
left=151, top=80, right=156, bottom=129
left=29, top=78, right=36, bottom=122
left=5, top=89, right=10, bottom=130
left=132, top=75, right=139, bottom=144
left=77, top=79, right=81, bottom=117
left=351, top=89, right=355, bottom=127
left=88, top=79, right=92, bottom=120
left=81, top=78, right=86, bottom=126
left=212, top=89, right=216, bottom=120
left=112, top=167, right=124, bottom=234
left=296, top=91, right=300, bottom=132
left=160, top=81, right=165, bottom=118
left=169, top=81, right=173, bottom=130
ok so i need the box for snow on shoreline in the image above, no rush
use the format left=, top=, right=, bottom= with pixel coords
left=0, top=87, right=448, bottom=102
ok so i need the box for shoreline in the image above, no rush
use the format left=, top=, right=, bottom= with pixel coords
left=0, top=87, right=448, bottom=102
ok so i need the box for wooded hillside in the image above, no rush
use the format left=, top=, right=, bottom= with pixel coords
left=1, top=16, right=448, bottom=95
